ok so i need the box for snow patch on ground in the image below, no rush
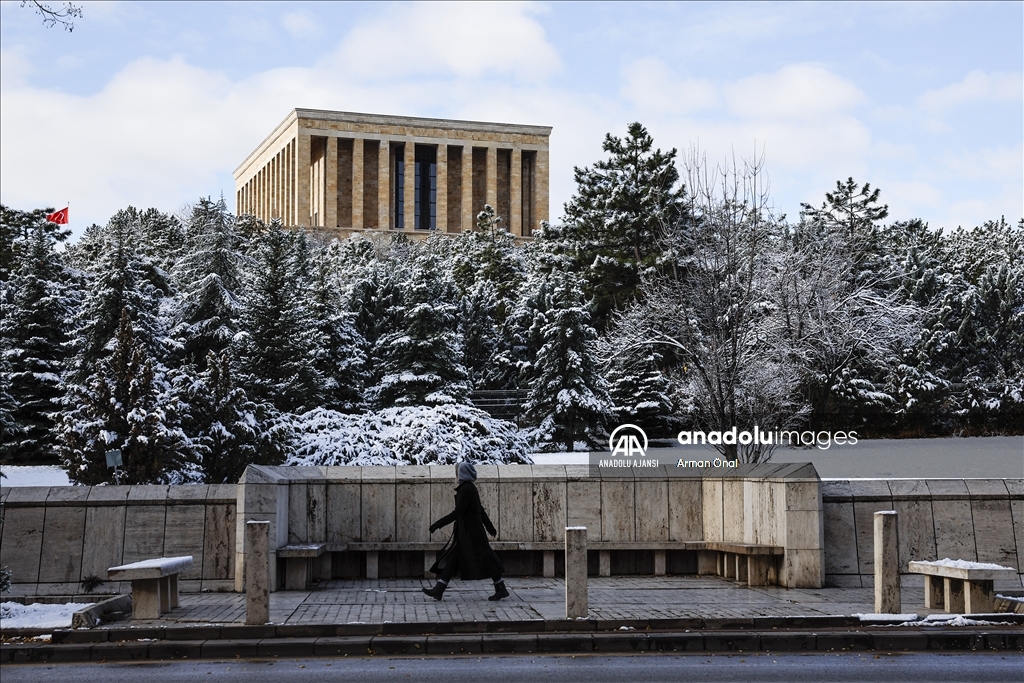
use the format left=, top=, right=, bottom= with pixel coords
left=0, top=466, right=71, bottom=487
left=0, top=602, right=92, bottom=629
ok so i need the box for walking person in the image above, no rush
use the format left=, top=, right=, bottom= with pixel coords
left=422, top=462, right=509, bottom=601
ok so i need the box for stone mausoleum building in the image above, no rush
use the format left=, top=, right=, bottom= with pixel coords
left=234, top=109, right=551, bottom=238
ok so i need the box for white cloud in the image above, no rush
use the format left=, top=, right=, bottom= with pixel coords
left=724, top=64, right=865, bottom=120
left=281, top=10, right=320, bottom=39
left=329, top=1, right=560, bottom=82
left=919, top=70, right=1023, bottom=113
left=620, top=58, right=718, bottom=115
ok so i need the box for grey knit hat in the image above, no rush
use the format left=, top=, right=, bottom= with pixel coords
left=457, top=462, right=478, bottom=482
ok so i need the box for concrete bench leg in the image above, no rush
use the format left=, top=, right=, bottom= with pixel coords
left=924, top=574, right=944, bottom=609
left=285, top=558, right=308, bottom=590
left=159, top=577, right=171, bottom=614
left=131, top=578, right=162, bottom=619
left=599, top=550, right=611, bottom=577
left=654, top=550, right=666, bottom=576
left=317, top=554, right=331, bottom=583
left=697, top=551, right=717, bottom=576
left=747, top=555, right=772, bottom=586
left=366, top=551, right=379, bottom=580
left=944, top=577, right=965, bottom=613
left=735, top=555, right=747, bottom=583
left=543, top=551, right=555, bottom=578
left=723, top=554, right=734, bottom=580
left=168, top=573, right=179, bottom=609
left=965, top=580, right=994, bottom=614
left=424, top=551, right=436, bottom=579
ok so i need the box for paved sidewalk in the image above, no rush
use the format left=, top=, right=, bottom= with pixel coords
left=122, top=576, right=936, bottom=627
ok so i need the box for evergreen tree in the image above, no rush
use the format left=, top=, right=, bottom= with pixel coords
left=234, top=220, right=327, bottom=413
left=65, top=210, right=170, bottom=383
left=0, top=221, right=75, bottom=464
left=560, top=123, right=686, bottom=328
left=366, top=257, right=469, bottom=408
left=604, top=344, right=676, bottom=437
left=523, top=273, right=611, bottom=451
left=58, top=310, right=191, bottom=484
left=171, top=197, right=245, bottom=370
left=179, top=351, right=267, bottom=484
left=310, top=244, right=367, bottom=412
left=1, top=205, right=70, bottom=282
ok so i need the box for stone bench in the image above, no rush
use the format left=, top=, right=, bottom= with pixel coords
left=324, top=540, right=783, bottom=584
left=908, top=560, right=1017, bottom=614
left=277, top=544, right=327, bottom=590
left=701, top=542, right=785, bottom=587
left=107, top=556, right=193, bottom=619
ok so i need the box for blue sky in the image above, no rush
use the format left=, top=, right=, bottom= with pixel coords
left=1, top=1, right=1021, bottom=237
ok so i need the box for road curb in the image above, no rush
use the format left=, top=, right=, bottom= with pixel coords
left=3, top=626, right=1023, bottom=663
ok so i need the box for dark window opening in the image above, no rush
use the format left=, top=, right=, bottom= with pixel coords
left=393, top=144, right=405, bottom=229
left=414, top=145, right=437, bottom=230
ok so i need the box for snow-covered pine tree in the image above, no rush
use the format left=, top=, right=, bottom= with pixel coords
left=58, top=309, right=191, bottom=484
left=603, top=343, right=676, bottom=437
left=179, top=350, right=268, bottom=484
left=310, top=244, right=367, bottom=412
left=367, top=256, right=470, bottom=408
left=523, top=273, right=611, bottom=451
left=138, top=207, right=186, bottom=274
left=0, top=221, right=76, bottom=464
left=64, top=209, right=171, bottom=384
left=170, top=197, right=245, bottom=370
left=1, top=205, right=71, bottom=282
left=234, top=220, right=327, bottom=414
left=560, top=123, right=686, bottom=329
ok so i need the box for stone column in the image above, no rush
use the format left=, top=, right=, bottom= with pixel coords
left=565, top=526, right=587, bottom=619
left=245, top=520, right=270, bottom=625
left=461, top=146, right=473, bottom=231
left=366, top=551, right=379, bottom=580
left=295, top=133, right=311, bottom=227
left=404, top=142, right=415, bottom=231
left=325, top=139, right=338, bottom=228
left=598, top=550, right=611, bottom=577
left=352, top=139, right=364, bottom=230
left=873, top=510, right=900, bottom=614
left=485, top=146, right=498, bottom=210
left=436, top=144, right=447, bottom=232
left=378, top=140, right=391, bottom=230
left=536, top=148, right=550, bottom=225
left=510, top=148, right=523, bottom=235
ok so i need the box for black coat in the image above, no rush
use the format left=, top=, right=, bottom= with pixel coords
left=429, top=481, right=504, bottom=580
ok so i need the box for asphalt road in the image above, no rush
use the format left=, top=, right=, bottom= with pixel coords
left=3, top=653, right=1022, bottom=682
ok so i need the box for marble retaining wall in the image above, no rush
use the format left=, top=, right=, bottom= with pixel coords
left=821, top=479, right=1024, bottom=591
left=233, top=463, right=824, bottom=591
left=0, top=485, right=236, bottom=597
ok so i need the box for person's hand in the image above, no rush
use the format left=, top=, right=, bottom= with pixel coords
left=485, top=523, right=497, bottom=537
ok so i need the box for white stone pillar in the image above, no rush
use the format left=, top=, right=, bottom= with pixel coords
left=485, top=146, right=498, bottom=210
left=461, top=146, right=473, bottom=231
left=404, top=142, right=415, bottom=231
left=510, top=148, right=522, bottom=235
left=873, top=511, right=900, bottom=614
left=326, top=138, right=338, bottom=228
left=245, top=520, right=270, bottom=625
left=565, top=526, right=588, bottom=619
left=378, top=140, right=391, bottom=229
left=436, top=144, right=447, bottom=232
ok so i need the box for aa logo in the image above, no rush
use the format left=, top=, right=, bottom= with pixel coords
left=608, top=424, right=648, bottom=458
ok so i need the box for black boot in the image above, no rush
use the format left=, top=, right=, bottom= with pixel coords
left=488, top=580, right=509, bottom=601
left=422, top=581, right=447, bottom=601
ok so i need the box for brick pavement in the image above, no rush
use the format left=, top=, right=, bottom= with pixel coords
left=113, top=576, right=945, bottom=628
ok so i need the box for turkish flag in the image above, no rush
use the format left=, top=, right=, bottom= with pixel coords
left=46, top=207, right=69, bottom=224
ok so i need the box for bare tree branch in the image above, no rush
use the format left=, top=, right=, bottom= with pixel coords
left=22, top=1, right=82, bottom=32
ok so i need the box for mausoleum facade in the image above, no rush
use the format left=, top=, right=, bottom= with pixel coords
left=234, top=109, right=551, bottom=238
